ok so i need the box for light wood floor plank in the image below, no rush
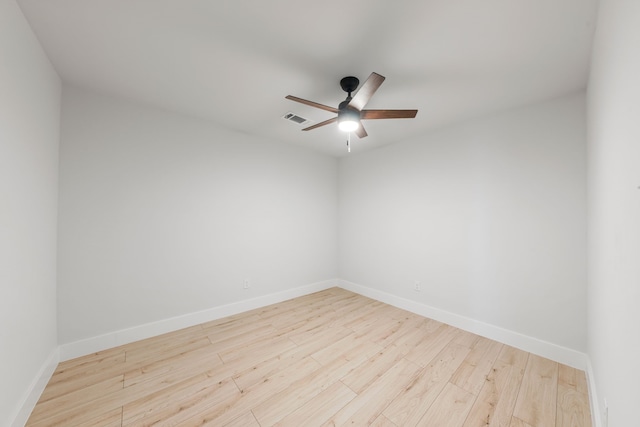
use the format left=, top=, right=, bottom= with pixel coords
left=231, top=327, right=352, bottom=392
left=25, top=288, right=592, bottom=427
left=49, top=350, right=125, bottom=383
left=404, top=323, right=458, bottom=367
left=252, top=337, right=381, bottom=426
left=462, top=356, right=526, bottom=427
left=39, top=353, right=127, bottom=402
left=322, top=358, right=422, bottom=426
left=383, top=341, right=471, bottom=426
left=273, top=381, right=356, bottom=427
left=217, top=332, right=296, bottom=364
left=178, top=355, right=321, bottom=425
left=419, top=317, right=445, bottom=334
left=374, top=314, right=426, bottom=348
left=340, top=343, right=406, bottom=394
left=370, top=414, right=399, bottom=427
left=389, top=323, right=432, bottom=356
left=27, top=374, right=124, bottom=424
left=84, top=407, right=123, bottom=427
left=122, top=327, right=205, bottom=360
left=511, top=416, right=535, bottom=427
left=122, top=375, right=238, bottom=426
left=200, top=313, right=262, bottom=334
left=558, top=363, right=589, bottom=395
left=499, top=345, right=530, bottom=368
left=123, top=343, right=222, bottom=388
left=124, top=370, right=229, bottom=425
left=416, top=382, right=476, bottom=426
left=453, top=329, right=481, bottom=349
left=556, top=384, right=592, bottom=427
left=450, top=336, right=504, bottom=395
left=207, top=323, right=278, bottom=353
left=513, top=354, right=559, bottom=426
left=485, top=348, right=529, bottom=427
left=222, top=411, right=261, bottom=427
left=310, top=330, right=383, bottom=366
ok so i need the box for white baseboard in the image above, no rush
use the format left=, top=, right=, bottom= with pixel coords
left=10, top=347, right=59, bottom=427
left=337, top=279, right=588, bottom=370
left=56, top=278, right=587, bottom=367
left=59, top=279, right=337, bottom=361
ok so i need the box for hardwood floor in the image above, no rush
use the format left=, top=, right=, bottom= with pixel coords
left=26, top=288, right=592, bottom=426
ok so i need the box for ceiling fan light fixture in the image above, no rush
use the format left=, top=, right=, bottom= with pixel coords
left=338, top=109, right=360, bottom=132
left=338, top=119, right=359, bottom=132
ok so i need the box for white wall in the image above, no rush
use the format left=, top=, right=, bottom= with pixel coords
left=339, top=94, right=587, bottom=352
left=58, top=87, right=338, bottom=344
left=587, top=0, right=640, bottom=425
left=0, top=0, right=61, bottom=425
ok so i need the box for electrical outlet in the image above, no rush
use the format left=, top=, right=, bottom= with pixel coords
left=243, top=279, right=250, bottom=290
left=414, top=281, right=421, bottom=292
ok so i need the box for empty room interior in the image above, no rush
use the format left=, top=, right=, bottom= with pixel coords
left=2, top=0, right=639, bottom=426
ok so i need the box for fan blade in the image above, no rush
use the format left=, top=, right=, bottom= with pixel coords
left=302, top=117, right=338, bottom=131
left=355, top=123, right=368, bottom=138
left=286, top=95, right=339, bottom=113
left=361, top=109, right=418, bottom=119
left=348, top=72, right=385, bottom=111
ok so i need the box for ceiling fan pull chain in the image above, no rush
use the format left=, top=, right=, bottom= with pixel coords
left=347, top=132, right=351, bottom=153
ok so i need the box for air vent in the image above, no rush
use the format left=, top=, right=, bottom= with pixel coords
left=283, top=112, right=311, bottom=126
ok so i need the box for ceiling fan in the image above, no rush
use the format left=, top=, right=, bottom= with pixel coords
left=285, top=72, right=418, bottom=139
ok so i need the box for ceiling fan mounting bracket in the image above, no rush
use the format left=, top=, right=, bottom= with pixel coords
left=340, top=76, right=360, bottom=96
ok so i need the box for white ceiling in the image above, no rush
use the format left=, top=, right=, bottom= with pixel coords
left=18, top=0, right=597, bottom=157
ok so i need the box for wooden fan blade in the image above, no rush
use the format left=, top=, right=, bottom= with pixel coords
left=286, top=95, right=339, bottom=113
left=355, top=123, right=368, bottom=138
left=361, top=109, right=418, bottom=119
left=302, top=117, right=338, bottom=131
left=348, top=72, right=385, bottom=111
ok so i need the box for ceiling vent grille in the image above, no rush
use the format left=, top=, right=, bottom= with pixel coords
left=283, top=112, right=311, bottom=126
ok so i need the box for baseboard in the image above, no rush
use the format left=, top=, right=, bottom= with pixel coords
left=59, top=279, right=337, bottom=361
left=337, top=279, right=588, bottom=370
left=585, top=357, right=603, bottom=427
left=10, top=347, right=59, bottom=427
